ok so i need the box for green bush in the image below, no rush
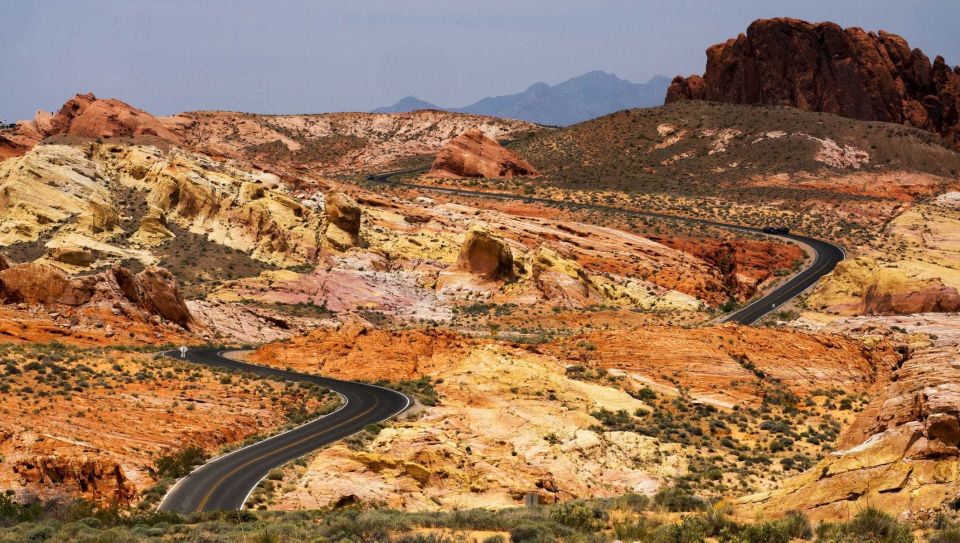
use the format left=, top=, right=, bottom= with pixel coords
left=654, top=486, right=705, bottom=512
left=508, top=522, right=558, bottom=543
left=816, top=508, right=913, bottom=543
left=780, top=510, right=812, bottom=539
left=154, top=446, right=207, bottom=479
left=651, top=516, right=708, bottom=543
left=930, top=528, right=960, bottom=543
left=740, top=521, right=791, bottom=543
left=549, top=500, right=607, bottom=531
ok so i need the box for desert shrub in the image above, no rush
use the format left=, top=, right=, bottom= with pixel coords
left=630, top=386, right=658, bottom=402
left=738, top=521, right=792, bottom=543
left=395, top=534, right=454, bottom=543
left=154, top=446, right=207, bottom=479
left=930, top=528, right=960, bottom=543
left=615, top=518, right=657, bottom=541
left=780, top=510, right=813, bottom=539
left=651, top=516, right=708, bottom=543
left=23, top=524, right=56, bottom=543
left=508, top=522, right=557, bottom=543
left=549, top=500, right=607, bottom=531
left=816, top=508, right=913, bottom=543
left=654, top=486, right=705, bottom=512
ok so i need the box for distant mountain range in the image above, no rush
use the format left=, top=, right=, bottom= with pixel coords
left=372, top=71, right=670, bottom=126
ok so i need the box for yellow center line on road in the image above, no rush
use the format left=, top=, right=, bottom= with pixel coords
left=196, top=398, right=380, bottom=512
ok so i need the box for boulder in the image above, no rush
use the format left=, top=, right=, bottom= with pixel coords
left=665, top=74, right=706, bottom=102
left=113, top=266, right=198, bottom=330
left=323, top=191, right=362, bottom=250
left=47, top=245, right=98, bottom=267
left=0, top=262, right=97, bottom=305
left=665, top=18, right=960, bottom=149
left=130, top=207, right=175, bottom=246
left=429, top=128, right=539, bottom=179
left=453, top=226, right=515, bottom=280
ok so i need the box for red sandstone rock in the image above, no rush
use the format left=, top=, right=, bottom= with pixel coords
left=429, top=128, right=539, bottom=179
left=0, top=262, right=199, bottom=330
left=666, top=18, right=960, bottom=148
left=46, top=93, right=181, bottom=142
left=864, top=279, right=960, bottom=315
left=14, top=455, right=137, bottom=507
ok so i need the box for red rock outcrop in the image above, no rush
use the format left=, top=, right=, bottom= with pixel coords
left=46, top=93, right=181, bottom=142
left=864, top=279, right=960, bottom=315
left=0, top=93, right=180, bottom=157
left=429, top=128, right=539, bottom=178
left=13, top=455, right=137, bottom=507
left=0, top=262, right=200, bottom=331
left=666, top=18, right=960, bottom=148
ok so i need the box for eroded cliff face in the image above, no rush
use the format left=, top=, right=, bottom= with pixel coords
left=667, top=18, right=960, bottom=148
left=0, top=142, right=323, bottom=270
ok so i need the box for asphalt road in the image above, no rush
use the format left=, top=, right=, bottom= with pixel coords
left=157, top=348, right=410, bottom=514
left=367, top=171, right=845, bottom=325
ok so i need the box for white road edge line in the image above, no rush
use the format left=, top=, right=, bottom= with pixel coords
left=238, top=373, right=412, bottom=510
left=157, top=349, right=413, bottom=512
left=158, top=350, right=350, bottom=512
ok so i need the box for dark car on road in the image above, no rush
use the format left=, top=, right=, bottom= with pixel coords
left=762, top=226, right=790, bottom=235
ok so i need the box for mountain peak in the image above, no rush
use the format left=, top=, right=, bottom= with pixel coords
left=371, top=95, right=440, bottom=114
left=374, top=70, right=670, bottom=125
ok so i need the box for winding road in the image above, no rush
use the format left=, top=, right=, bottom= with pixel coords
left=159, top=171, right=844, bottom=514
left=157, top=348, right=409, bottom=514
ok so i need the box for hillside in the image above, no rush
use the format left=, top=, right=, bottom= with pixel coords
left=514, top=100, right=960, bottom=194
left=161, top=109, right=540, bottom=175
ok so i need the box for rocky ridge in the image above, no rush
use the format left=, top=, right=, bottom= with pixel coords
left=666, top=18, right=960, bottom=149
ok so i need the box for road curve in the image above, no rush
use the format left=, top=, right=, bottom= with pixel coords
left=368, top=172, right=845, bottom=325
left=157, top=348, right=409, bottom=514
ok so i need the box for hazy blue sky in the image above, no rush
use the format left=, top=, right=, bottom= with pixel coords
left=3, top=0, right=958, bottom=121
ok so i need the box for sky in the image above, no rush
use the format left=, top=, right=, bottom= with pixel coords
left=2, top=0, right=959, bottom=122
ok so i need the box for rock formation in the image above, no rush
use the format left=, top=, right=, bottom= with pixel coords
left=453, top=226, right=515, bottom=280
left=44, top=93, right=181, bottom=142
left=163, top=109, right=539, bottom=175
left=0, top=261, right=200, bottom=331
left=323, top=191, right=362, bottom=250
left=864, top=279, right=960, bottom=314
left=523, top=245, right=601, bottom=306
left=428, top=128, right=539, bottom=178
left=809, top=257, right=960, bottom=315
left=666, top=18, right=960, bottom=148
left=13, top=456, right=137, bottom=507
